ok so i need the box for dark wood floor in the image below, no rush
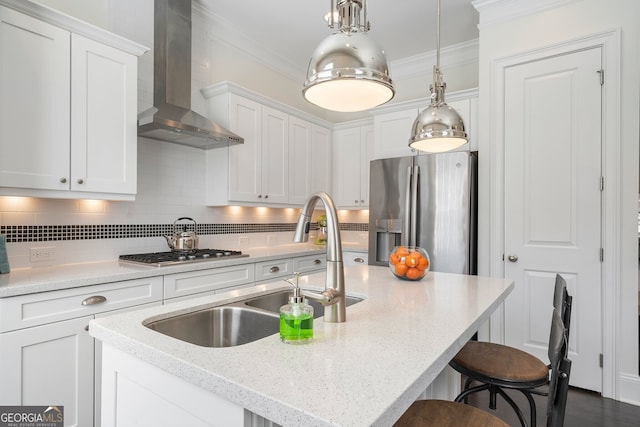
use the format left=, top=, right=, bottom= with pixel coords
left=464, top=385, right=640, bottom=427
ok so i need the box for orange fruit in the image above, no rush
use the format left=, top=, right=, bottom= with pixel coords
left=389, top=253, right=399, bottom=265
left=417, top=256, right=429, bottom=271
left=395, top=246, right=409, bottom=256
left=406, top=251, right=422, bottom=267
left=405, top=267, right=423, bottom=280
left=395, top=262, right=408, bottom=277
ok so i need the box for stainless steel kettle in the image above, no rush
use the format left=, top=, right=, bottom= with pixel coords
left=164, top=217, right=199, bottom=252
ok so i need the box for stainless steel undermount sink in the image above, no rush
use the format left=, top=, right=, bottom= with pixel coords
left=144, top=290, right=364, bottom=348
left=243, top=290, right=363, bottom=318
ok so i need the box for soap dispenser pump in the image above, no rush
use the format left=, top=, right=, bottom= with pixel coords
left=279, top=272, right=314, bottom=344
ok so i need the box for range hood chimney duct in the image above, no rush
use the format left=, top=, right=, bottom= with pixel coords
left=137, top=0, right=243, bottom=149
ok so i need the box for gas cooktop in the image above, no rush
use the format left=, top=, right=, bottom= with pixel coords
left=119, top=249, right=249, bottom=267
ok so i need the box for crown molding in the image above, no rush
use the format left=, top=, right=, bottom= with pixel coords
left=472, top=0, right=579, bottom=28
left=390, top=39, right=479, bottom=80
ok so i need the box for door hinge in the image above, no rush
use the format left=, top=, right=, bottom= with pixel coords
left=597, top=69, right=604, bottom=85
left=599, top=353, right=604, bottom=368
left=600, top=248, right=604, bottom=262
left=600, top=176, right=604, bottom=191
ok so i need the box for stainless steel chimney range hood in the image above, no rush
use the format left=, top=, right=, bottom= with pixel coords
left=137, top=0, right=243, bottom=149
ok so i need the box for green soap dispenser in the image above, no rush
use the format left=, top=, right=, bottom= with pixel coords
left=279, top=272, right=313, bottom=344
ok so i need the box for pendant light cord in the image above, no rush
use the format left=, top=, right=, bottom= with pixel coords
left=436, top=0, right=441, bottom=69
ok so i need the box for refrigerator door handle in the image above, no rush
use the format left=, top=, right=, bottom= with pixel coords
left=410, top=165, right=419, bottom=247
left=402, top=166, right=412, bottom=247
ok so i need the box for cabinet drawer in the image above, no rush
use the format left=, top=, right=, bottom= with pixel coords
left=0, top=276, right=163, bottom=332
left=254, top=258, right=293, bottom=282
left=293, top=254, right=326, bottom=273
left=344, top=251, right=368, bottom=266
left=163, top=264, right=255, bottom=300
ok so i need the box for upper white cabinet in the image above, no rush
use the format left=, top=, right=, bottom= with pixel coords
left=289, top=117, right=332, bottom=205
left=372, top=89, right=478, bottom=160
left=203, top=82, right=332, bottom=207
left=0, top=3, right=147, bottom=200
left=332, top=122, right=373, bottom=209
left=373, top=108, right=419, bottom=159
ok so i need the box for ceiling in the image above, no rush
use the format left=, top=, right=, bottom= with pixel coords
left=195, top=0, right=479, bottom=80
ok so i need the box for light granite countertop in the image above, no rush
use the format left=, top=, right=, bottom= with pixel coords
left=0, top=243, right=366, bottom=298
left=89, top=266, right=514, bottom=426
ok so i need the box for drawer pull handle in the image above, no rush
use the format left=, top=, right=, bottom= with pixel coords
left=313, top=259, right=322, bottom=265
left=269, top=266, right=280, bottom=273
left=82, top=295, right=107, bottom=306
left=354, top=257, right=365, bottom=263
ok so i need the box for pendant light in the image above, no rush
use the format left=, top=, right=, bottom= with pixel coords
left=409, top=0, right=468, bottom=153
left=303, top=0, right=394, bottom=112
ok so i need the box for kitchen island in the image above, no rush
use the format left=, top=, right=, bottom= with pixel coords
left=89, top=265, right=513, bottom=427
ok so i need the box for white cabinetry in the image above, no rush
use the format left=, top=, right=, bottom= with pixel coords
left=0, top=3, right=146, bottom=200
left=289, top=117, right=332, bottom=205
left=372, top=89, right=478, bottom=159
left=373, top=108, right=419, bottom=159
left=163, top=263, right=255, bottom=302
left=343, top=251, right=368, bottom=266
left=332, top=122, right=373, bottom=209
left=0, top=276, right=163, bottom=427
left=203, top=82, right=332, bottom=207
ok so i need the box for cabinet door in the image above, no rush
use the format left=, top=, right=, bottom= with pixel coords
left=333, top=128, right=363, bottom=208
left=310, top=124, right=332, bottom=195
left=71, top=34, right=137, bottom=195
left=228, top=94, right=262, bottom=202
left=261, top=106, right=289, bottom=203
left=359, top=125, right=374, bottom=207
left=0, top=6, right=71, bottom=191
left=288, top=116, right=312, bottom=205
left=373, top=108, right=418, bottom=159
left=0, top=316, right=94, bottom=427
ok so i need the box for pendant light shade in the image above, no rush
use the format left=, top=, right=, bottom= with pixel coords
left=409, top=0, right=468, bottom=153
left=303, top=0, right=394, bottom=112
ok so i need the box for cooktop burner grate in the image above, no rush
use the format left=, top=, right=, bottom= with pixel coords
left=119, top=249, right=248, bottom=266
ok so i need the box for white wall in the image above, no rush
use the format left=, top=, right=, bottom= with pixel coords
left=474, top=0, right=640, bottom=403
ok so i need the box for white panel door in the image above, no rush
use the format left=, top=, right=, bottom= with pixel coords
left=288, top=116, right=312, bottom=205
left=0, top=316, right=95, bottom=427
left=228, top=94, right=262, bottom=202
left=0, top=6, right=70, bottom=190
left=261, top=106, right=289, bottom=203
left=310, top=124, right=331, bottom=195
left=504, top=47, right=602, bottom=391
left=373, top=108, right=417, bottom=159
left=333, top=128, right=363, bottom=208
left=360, top=125, right=374, bottom=207
left=71, top=34, right=137, bottom=195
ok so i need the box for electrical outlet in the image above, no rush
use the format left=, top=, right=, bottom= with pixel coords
left=239, top=235, right=249, bottom=246
left=30, top=246, right=55, bottom=262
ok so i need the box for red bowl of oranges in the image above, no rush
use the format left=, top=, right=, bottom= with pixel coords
left=389, top=246, right=430, bottom=281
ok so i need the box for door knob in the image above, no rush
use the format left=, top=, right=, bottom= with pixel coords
left=507, top=254, right=519, bottom=262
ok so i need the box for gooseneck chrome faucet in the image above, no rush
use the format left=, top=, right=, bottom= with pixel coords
left=293, top=192, right=346, bottom=323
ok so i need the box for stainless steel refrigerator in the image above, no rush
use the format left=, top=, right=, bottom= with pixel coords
left=368, top=151, right=477, bottom=274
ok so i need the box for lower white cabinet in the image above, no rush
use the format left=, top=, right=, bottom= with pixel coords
left=343, top=251, right=368, bottom=266
left=163, top=264, right=255, bottom=302
left=0, top=276, right=163, bottom=427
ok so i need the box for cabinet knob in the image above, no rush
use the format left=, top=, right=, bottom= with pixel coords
left=507, top=254, right=519, bottom=262
left=354, top=257, right=365, bottom=263
left=60, top=177, right=67, bottom=183
left=269, top=266, right=280, bottom=273
left=258, top=195, right=262, bottom=199
left=264, top=195, right=269, bottom=199
left=81, top=295, right=107, bottom=306
left=355, top=200, right=359, bottom=203
left=77, top=178, right=84, bottom=184
left=360, top=200, right=365, bottom=204
left=313, top=259, right=322, bottom=265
